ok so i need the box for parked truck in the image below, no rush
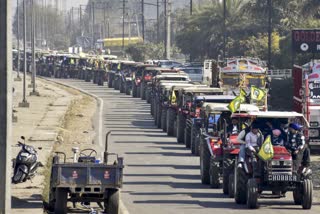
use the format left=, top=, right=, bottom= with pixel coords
left=293, top=61, right=320, bottom=151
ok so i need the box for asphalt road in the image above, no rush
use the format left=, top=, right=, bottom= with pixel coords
left=55, top=79, right=320, bottom=214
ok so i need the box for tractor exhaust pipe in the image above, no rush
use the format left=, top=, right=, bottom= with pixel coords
left=104, top=131, right=112, bottom=163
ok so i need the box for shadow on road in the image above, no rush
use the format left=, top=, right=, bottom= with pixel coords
left=11, top=195, right=43, bottom=209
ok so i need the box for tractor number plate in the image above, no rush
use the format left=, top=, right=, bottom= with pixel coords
left=268, top=174, right=297, bottom=182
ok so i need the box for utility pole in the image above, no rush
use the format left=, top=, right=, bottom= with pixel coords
left=223, top=0, right=226, bottom=60
left=157, top=0, right=159, bottom=43
left=190, top=0, right=192, bottom=15
left=141, top=0, right=145, bottom=41
left=30, top=0, right=39, bottom=96
left=164, top=0, right=167, bottom=58
left=92, top=2, right=95, bottom=49
left=15, top=0, right=21, bottom=81
left=166, top=0, right=171, bottom=59
left=80, top=5, right=82, bottom=36
left=268, top=0, right=272, bottom=70
left=19, top=0, right=29, bottom=108
left=0, top=0, right=12, bottom=212
left=122, top=0, right=125, bottom=52
left=104, top=3, right=106, bottom=38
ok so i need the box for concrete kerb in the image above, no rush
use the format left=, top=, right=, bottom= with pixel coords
left=39, top=78, right=130, bottom=214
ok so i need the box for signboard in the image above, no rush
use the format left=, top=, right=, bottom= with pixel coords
left=292, top=29, right=320, bottom=53
left=309, top=80, right=320, bottom=100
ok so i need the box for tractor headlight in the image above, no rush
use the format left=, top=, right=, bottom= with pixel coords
left=309, top=129, right=319, bottom=138
left=271, top=160, right=280, bottom=166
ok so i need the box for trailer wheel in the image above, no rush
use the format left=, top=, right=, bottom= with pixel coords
left=302, top=179, right=313, bottom=209
left=105, top=189, right=120, bottom=214
left=200, top=138, right=210, bottom=184
left=55, top=188, right=68, bottom=214
left=247, top=178, right=258, bottom=209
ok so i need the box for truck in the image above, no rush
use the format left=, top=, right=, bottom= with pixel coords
left=203, top=57, right=269, bottom=110
left=293, top=61, right=320, bottom=151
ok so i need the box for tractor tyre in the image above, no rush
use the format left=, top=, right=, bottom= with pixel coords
left=166, top=108, right=175, bottom=136
left=302, top=179, right=313, bottom=209
left=223, top=158, right=234, bottom=195
left=54, top=188, right=68, bottom=214
left=184, top=125, right=191, bottom=148
left=210, top=160, right=220, bottom=188
left=247, top=178, right=258, bottom=209
left=228, top=174, right=235, bottom=198
left=200, top=138, right=210, bottom=185
left=235, top=167, right=248, bottom=204
left=105, top=189, right=120, bottom=214
left=177, top=114, right=185, bottom=144
left=293, top=188, right=302, bottom=205
left=191, top=126, right=200, bottom=156
left=156, top=105, right=162, bottom=128
left=161, top=109, right=167, bottom=132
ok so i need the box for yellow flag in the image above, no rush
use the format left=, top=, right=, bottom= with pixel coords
left=251, top=86, right=266, bottom=101
left=117, top=63, right=121, bottom=70
left=257, top=135, right=274, bottom=161
left=171, top=90, right=177, bottom=104
left=227, top=95, right=243, bottom=113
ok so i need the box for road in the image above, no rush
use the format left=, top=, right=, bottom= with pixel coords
left=55, top=79, right=320, bottom=214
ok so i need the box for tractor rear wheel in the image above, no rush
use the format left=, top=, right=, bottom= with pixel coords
left=184, top=125, right=191, bottom=148
left=200, top=138, right=210, bottom=185
left=177, top=114, right=185, bottom=144
left=210, top=160, right=220, bottom=188
left=166, top=108, right=175, bottom=136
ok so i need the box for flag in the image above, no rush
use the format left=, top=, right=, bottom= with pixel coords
left=171, top=90, right=177, bottom=104
left=227, top=95, right=243, bottom=113
left=251, top=86, right=266, bottom=101
left=117, top=63, right=121, bottom=70
left=257, top=135, right=274, bottom=161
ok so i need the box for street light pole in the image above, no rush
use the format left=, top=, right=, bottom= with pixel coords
left=164, top=0, right=167, bottom=58
left=166, top=0, right=171, bottom=59
left=223, top=0, right=226, bottom=60
left=122, top=0, right=125, bottom=52
left=157, top=0, right=159, bottom=43
left=190, top=0, right=192, bottom=15
left=0, top=0, right=12, bottom=212
left=141, top=0, right=145, bottom=41
left=19, top=0, right=30, bottom=108
left=16, top=0, right=22, bottom=81
left=30, top=0, right=39, bottom=96
left=268, top=0, right=272, bottom=70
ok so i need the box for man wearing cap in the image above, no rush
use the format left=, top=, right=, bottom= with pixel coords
left=285, top=123, right=311, bottom=175
left=238, top=122, right=263, bottom=169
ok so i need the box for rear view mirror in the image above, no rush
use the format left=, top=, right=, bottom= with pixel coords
left=21, top=136, right=25, bottom=140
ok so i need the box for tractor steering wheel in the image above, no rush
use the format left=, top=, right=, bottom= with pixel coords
left=79, top=149, right=97, bottom=158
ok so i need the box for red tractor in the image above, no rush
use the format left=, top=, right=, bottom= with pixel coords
left=232, top=111, right=312, bottom=209
left=200, top=103, right=259, bottom=195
